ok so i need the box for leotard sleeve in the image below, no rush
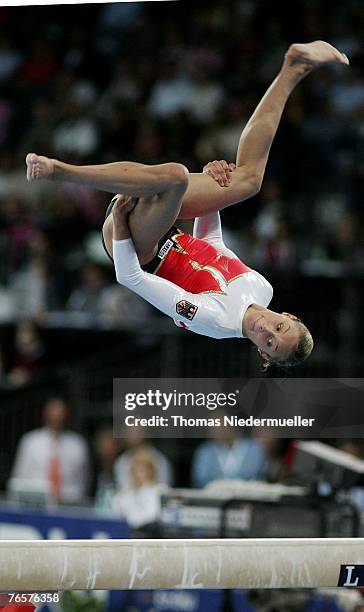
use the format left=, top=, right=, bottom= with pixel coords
left=193, top=212, right=239, bottom=259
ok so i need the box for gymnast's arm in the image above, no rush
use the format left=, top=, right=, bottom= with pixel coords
left=112, top=238, right=214, bottom=323
left=112, top=197, right=217, bottom=324
left=111, top=195, right=218, bottom=323
left=193, top=211, right=223, bottom=243
left=193, top=212, right=240, bottom=260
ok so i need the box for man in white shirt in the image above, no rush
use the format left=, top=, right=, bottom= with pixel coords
left=25, top=42, right=348, bottom=367
left=10, top=397, right=90, bottom=504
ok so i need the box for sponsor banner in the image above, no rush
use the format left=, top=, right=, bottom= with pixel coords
left=114, top=378, right=364, bottom=438
left=338, top=565, right=364, bottom=587
left=0, top=503, right=129, bottom=611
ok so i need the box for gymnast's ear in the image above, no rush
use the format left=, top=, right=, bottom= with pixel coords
left=258, top=348, right=270, bottom=361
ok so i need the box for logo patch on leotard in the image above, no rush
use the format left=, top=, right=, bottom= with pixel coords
left=158, top=239, right=174, bottom=260
left=176, top=300, right=198, bottom=321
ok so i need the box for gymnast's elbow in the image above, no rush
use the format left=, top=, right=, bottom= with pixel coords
left=243, top=172, right=263, bottom=197
left=115, top=270, right=141, bottom=289
left=234, top=167, right=263, bottom=199
left=249, top=173, right=263, bottom=196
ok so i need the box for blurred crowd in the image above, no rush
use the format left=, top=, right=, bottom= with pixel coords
left=10, top=396, right=269, bottom=516
left=0, top=0, right=363, bottom=331
left=8, top=396, right=364, bottom=522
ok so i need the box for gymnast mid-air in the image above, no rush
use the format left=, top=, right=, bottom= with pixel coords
left=26, top=41, right=349, bottom=367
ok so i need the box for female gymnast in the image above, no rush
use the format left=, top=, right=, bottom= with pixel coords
left=26, top=41, right=349, bottom=367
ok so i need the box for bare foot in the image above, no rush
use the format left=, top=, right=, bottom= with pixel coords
left=285, top=40, right=349, bottom=72
left=25, top=153, right=54, bottom=182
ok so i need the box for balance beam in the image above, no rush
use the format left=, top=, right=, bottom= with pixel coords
left=0, top=538, right=363, bottom=590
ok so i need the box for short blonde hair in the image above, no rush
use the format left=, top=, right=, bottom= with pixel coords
left=129, top=449, right=158, bottom=487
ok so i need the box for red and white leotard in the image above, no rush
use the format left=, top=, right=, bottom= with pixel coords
left=113, top=212, right=273, bottom=339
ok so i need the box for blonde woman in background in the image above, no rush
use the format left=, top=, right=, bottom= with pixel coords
left=112, top=448, right=167, bottom=529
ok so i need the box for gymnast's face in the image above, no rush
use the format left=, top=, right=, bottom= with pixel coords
left=247, top=310, right=300, bottom=362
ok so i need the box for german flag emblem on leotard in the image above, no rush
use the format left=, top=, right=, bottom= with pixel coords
left=176, top=300, right=198, bottom=321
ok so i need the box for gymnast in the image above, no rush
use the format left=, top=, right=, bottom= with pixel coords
left=26, top=41, right=349, bottom=367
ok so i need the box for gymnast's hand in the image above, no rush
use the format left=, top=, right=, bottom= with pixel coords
left=112, top=195, right=137, bottom=240
left=112, top=195, right=137, bottom=217
left=202, top=160, right=236, bottom=187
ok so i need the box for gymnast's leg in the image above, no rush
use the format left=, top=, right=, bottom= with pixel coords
left=26, top=42, right=349, bottom=219
left=178, top=41, right=350, bottom=217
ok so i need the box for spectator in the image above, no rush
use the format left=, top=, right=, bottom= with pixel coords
left=329, top=70, right=364, bottom=118
left=191, top=420, right=267, bottom=488
left=114, top=426, right=172, bottom=489
left=99, top=283, right=152, bottom=327
left=7, top=321, right=45, bottom=386
left=185, top=68, right=224, bottom=124
left=20, top=38, right=57, bottom=95
left=195, top=98, right=249, bottom=161
left=254, top=180, right=285, bottom=242
left=0, top=283, right=15, bottom=324
left=98, top=101, right=138, bottom=161
left=112, top=448, right=166, bottom=528
left=10, top=229, right=58, bottom=319
left=147, top=59, right=193, bottom=119
left=98, top=1, right=143, bottom=32
left=0, top=35, right=22, bottom=83
left=98, top=61, right=140, bottom=112
left=18, top=99, right=55, bottom=161
left=67, top=262, right=107, bottom=315
left=52, top=101, right=99, bottom=160
left=10, top=397, right=90, bottom=503
left=94, top=425, right=121, bottom=512
left=3, top=196, right=34, bottom=273
left=133, top=119, right=165, bottom=164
